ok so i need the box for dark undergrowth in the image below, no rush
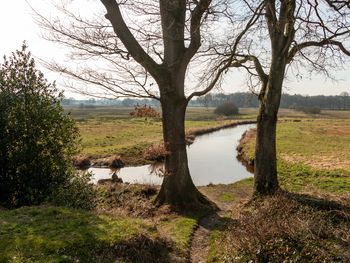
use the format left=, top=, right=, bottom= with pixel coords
left=208, top=191, right=350, bottom=262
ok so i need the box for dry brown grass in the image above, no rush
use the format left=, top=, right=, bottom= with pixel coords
left=93, top=155, right=125, bottom=168
left=281, top=153, right=350, bottom=170
left=96, top=183, right=160, bottom=218
left=216, top=192, right=350, bottom=262
left=143, top=143, right=168, bottom=161
left=72, top=154, right=91, bottom=168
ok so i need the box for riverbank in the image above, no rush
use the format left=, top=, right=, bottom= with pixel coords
left=237, top=119, right=350, bottom=194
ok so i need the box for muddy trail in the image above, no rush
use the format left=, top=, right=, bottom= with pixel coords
left=190, top=183, right=253, bottom=262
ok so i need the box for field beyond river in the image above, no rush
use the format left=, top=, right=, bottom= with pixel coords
left=68, top=106, right=257, bottom=165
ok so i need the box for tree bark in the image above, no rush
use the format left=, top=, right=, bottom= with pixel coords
left=155, top=94, right=208, bottom=208
left=254, top=87, right=280, bottom=195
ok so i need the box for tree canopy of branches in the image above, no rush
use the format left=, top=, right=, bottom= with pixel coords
left=0, top=44, right=80, bottom=208
left=35, top=0, right=262, bottom=208
left=221, top=0, right=350, bottom=194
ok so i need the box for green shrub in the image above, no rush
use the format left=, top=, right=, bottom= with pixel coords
left=49, top=171, right=96, bottom=210
left=0, top=43, right=80, bottom=208
left=214, top=102, right=239, bottom=116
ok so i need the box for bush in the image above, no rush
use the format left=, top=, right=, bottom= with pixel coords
left=214, top=102, right=239, bottom=116
left=294, top=106, right=321, bottom=114
left=129, top=104, right=160, bottom=119
left=49, top=171, right=96, bottom=210
left=0, top=44, right=80, bottom=208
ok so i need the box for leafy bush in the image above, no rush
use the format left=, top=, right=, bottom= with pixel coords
left=214, top=102, right=239, bottom=116
left=0, top=44, right=80, bottom=208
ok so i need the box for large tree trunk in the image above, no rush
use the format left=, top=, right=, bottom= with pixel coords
left=254, top=63, right=286, bottom=195
left=155, top=95, right=208, bottom=208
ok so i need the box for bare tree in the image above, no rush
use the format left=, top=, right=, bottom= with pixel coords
left=223, top=0, right=350, bottom=194
left=35, top=0, right=259, bottom=208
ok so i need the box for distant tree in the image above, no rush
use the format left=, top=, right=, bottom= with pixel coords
left=214, top=102, right=239, bottom=116
left=340, top=91, right=349, bottom=110
left=0, top=44, right=80, bottom=208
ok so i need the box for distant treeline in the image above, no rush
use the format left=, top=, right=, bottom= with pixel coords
left=62, top=92, right=350, bottom=110
left=191, top=92, right=350, bottom=109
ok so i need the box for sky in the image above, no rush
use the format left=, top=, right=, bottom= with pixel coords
left=0, top=1, right=349, bottom=99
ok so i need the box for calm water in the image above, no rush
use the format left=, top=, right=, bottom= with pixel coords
left=89, top=124, right=255, bottom=185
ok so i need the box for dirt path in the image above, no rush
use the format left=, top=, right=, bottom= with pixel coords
left=190, top=213, right=220, bottom=263
left=190, top=183, right=253, bottom=263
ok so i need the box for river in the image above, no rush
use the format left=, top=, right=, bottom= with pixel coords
left=89, top=123, right=255, bottom=185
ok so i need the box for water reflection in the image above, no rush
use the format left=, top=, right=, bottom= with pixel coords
left=89, top=124, right=255, bottom=186
left=89, top=162, right=164, bottom=184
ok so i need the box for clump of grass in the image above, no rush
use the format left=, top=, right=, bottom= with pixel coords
left=143, top=143, right=168, bottom=161
left=93, top=155, right=125, bottom=168
left=212, top=193, right=350, bottom=262
left=96, top=183, right=159, bottom=217
left=72, top=154, right=91, bottom=169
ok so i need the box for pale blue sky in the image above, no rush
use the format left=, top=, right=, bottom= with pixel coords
left=1, top=1, right=349, bottom=98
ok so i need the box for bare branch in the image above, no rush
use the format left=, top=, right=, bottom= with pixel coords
left=100, top=0, right=163, bottom=80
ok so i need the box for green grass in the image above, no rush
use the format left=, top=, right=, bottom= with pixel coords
left=0, top=205, right=199, bottom=262
left=278, top=161, right=350, bottom=194
left=276, top=120, right=350, bottom=164
left=0, top=206, right=153, bottom=262
left=219, top=193, right=235, bottom=202
left=158, top=216, right=198, bottom=252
